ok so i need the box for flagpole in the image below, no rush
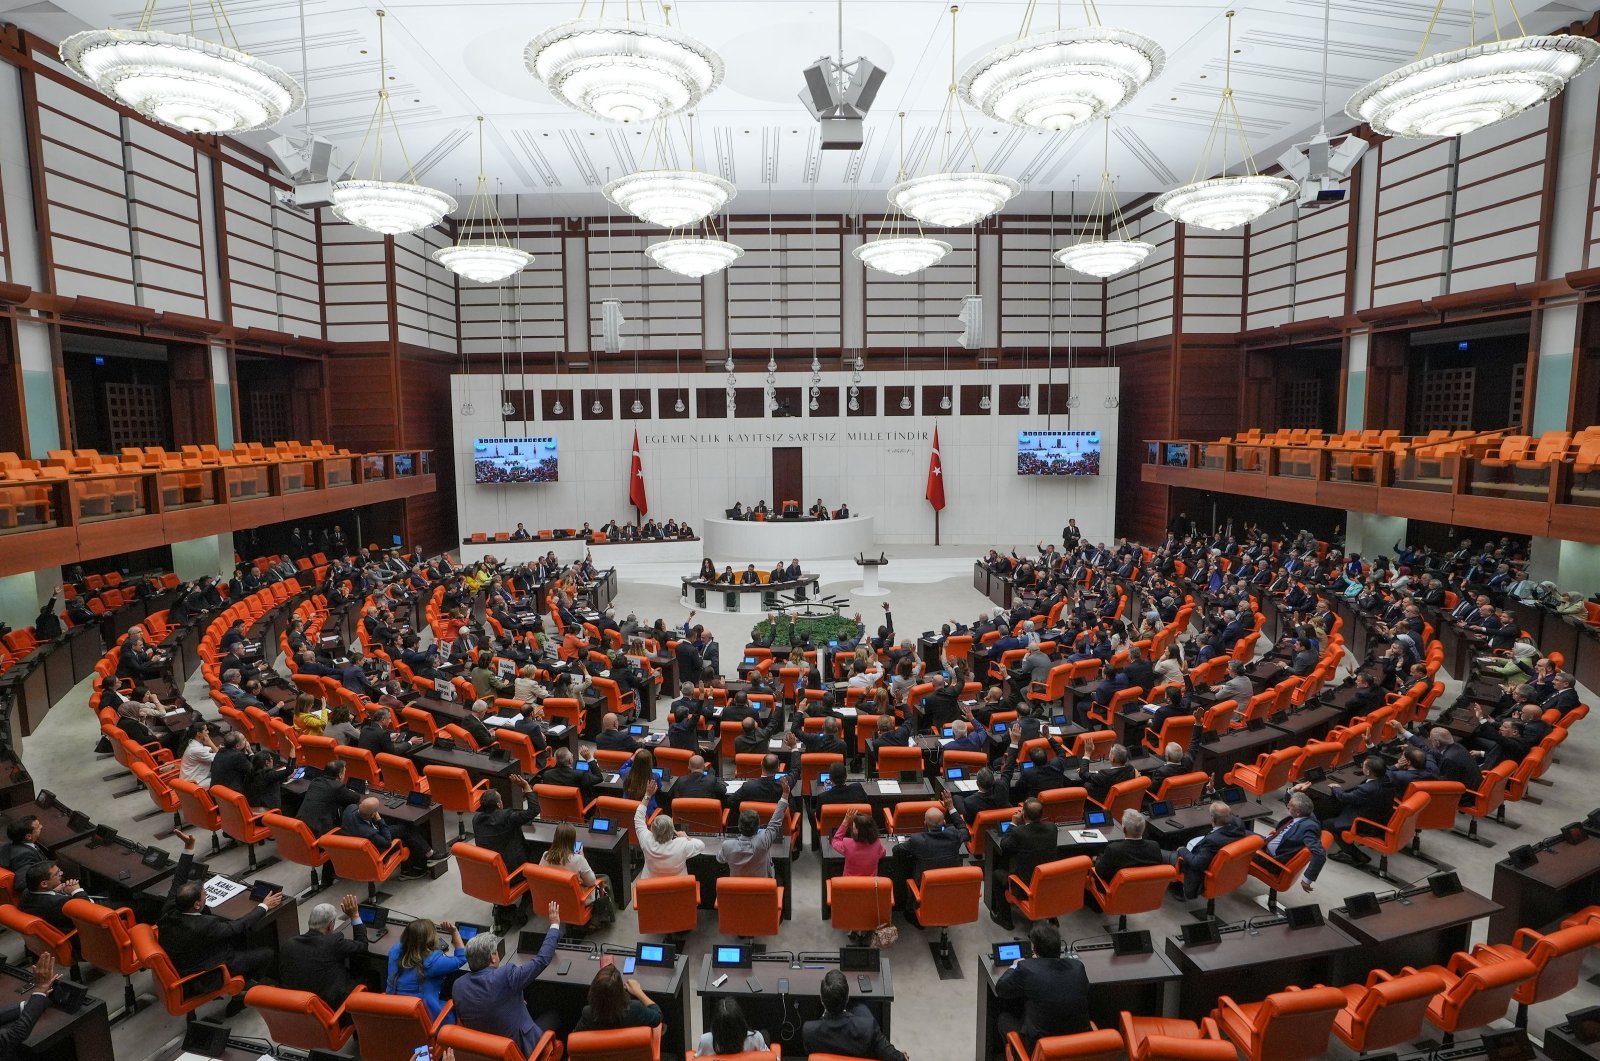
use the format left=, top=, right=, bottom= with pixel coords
left=933, top=418, right=941, bottom=547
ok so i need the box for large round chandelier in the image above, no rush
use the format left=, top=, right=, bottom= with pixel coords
left=1154, top=12, right=1294, bottom=231
left=854, top=236, right=953, bottom=276
left=893, top=7, right=1019, bottom=229
left=525, top=16, right=723, bottom=123
left=604, top=169, right=734, bottom=228
left=1348, top=33, right=1600, bottom=139
left=331, top=11, right=456, bottom=236
left=1053, top=120, right=1151, bottom=278
left=60, top=3, right=303, bottom=135
left=646, top=236, right=743, bottom=277
left=889, top=172, right=1020, bottom=229
left=432, top=117, right=531, bottom=283
left=960, top=24, right=1164, bottom=132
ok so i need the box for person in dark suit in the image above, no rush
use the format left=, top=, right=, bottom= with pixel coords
left=208, top=732, right=253, bottom=796
left=1256, top=792, right=1326, bottom=893
left=666, top=756, right=727, bottom=804
left=1407, top=727, right=1481, bottom=793
left=730, top=755, right=788, bottom=809
left=595, top=713, right=643, bottom=754
left=892, top=794, right=968, bottom=926
left=472, top=777, right=541, bottom=930
left=1171, top=802, right=1250, bottom=899
left=357, top=709, right=427, bottom=760
left=1346, top=671, right=1386, bottom=715
left=993, top=799, right=1057, bottom=929
left=1145, top=743, right=1195, bottom=785
left=957, top=767, right=1013, bottom=820
left=993, top=921, right=1091, bottom=1054
left=1093, top=809, right=1165, bottom=881
left=1078, top=745, right=1135, bottom=805
left=1544, top=676, right=1581, bottom=715
left=1299, top=756, right=1397, bottom=866
left=538, top=747, right=604, bottom=801
left=340, top=796, right=430, bottom=879
left=811, top=764, right=868, bottom=819
left=665, top=699, right=710, bottom=751
left=921, top=675, right=963, bottom=730
left=158, top=831, right=282, bottom=1004
left=19, top=861, right=86, bottom=937
left=0, top=951, right=57, bottom=1053
left=1005, top=737, right=1075, bottom=801
left=0, top=817, right=50, bottom=874
left=279, top=894, right=367, bottom=1009
left=802, top=970, right=908, bottom=1061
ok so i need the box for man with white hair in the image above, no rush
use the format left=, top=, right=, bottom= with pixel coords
left=279, top=894, right=365, bottom=1008
left=453, top=902, right=563, bottom=1054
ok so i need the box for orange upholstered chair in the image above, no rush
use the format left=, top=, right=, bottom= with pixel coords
left=131, top=922, right=244, bottom=1017
left=63, top=898, right=145, bottom=1013
left=567, top=1025, right=663, bottom=1061
left=1473, top=921, right=1600, bottom=1025
left=1009, top=855, right=1091, bottom=922
left=1342, top=790, right=1428, bottom=878
left=438, top=1022, right=564, bottom=1061
left=1149, top=771, right=1208, bottom=810
left=210, top=784, right=272, bottom=870
left=343, top=990, right=454, bottom=1061
left=1004, top=1028, right=1126, bottom=1061
left=1119, top=1014, right=1237, bottom=1061
left=424, top=764, right=489, bottom=839
left=452, top=842, right=529, bottom=915
left=262, top=812, right=331, bottom=896
left=633, top=874, right=700, bottom=937
left=907, top=865, right=983, bottom=971
left=1406, top=950, right=1539, bottom=1047
left=171, top=778, right=225, bottom=853
left=245, top=984, right=362, bottom=1051
left=1330, top=968, right=1447, bottom=1054
left=1224, top=747, right=1299, bottom=798
left=827, top=875, right=894, bottom=936
left=525, top=864, right=596, bottom=928
left=0, top=902, right=75, bottom=966
left=1089, top=776, right=1150, bottom=819
left=716, top=877, right=783, bottom=940
left=670, top=798, right=727, bottom=835
left=533, top=784, right=590, bottom=824
left=1090, top=864, right=1178, bottom=931
left=1209, top=986, right=1348, bottom=1061
left=1198, top=833, right=1266, bottom=917
left=319, top=830, right=407, bottom=901
left=377, top=753, right=430, bottom=796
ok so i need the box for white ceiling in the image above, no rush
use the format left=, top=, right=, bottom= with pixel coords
left=5, top=0, right=1597, bottom=216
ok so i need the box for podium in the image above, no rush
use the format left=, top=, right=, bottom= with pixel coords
left=853, top=554, right=889, bottom=596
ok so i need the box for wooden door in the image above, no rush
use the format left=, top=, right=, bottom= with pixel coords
left=772, top=447, right=803, bottom=508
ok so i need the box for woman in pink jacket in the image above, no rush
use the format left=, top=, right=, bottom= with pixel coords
left=831, top=812, right=887, bottom=945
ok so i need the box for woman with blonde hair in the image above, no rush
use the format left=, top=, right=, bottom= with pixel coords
left=293, top=691, right=327, bottom=736
left=619, top=748, right=658, bottom=810
left=543, top=822, right=615, bottom=926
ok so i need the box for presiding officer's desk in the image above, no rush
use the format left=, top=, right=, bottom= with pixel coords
left=977, top=943, right=1182, bottom=1059
left=1328, top=884, right=1503, bottom=977
left=1489, top=833, right=1600, bottom=943
left=696, top=953, right=893, bottom=1058
left=0, top=965, right=114, bottom=1061
left=1163, top=919, right=1362, bottom=1018
left=681, top=574, right=823, bottom=615
left=703, top=514, right=876, bottom=563
left=532, top=943, right=692, bottom=1059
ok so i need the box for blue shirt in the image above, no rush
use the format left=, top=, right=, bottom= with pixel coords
left=451, top=925, right=562, bottom=1052
left=386, top=944, right=466, bottom=1022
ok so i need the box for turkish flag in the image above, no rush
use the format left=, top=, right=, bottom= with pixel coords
left=629, top=429, right=648, bottom=515
left=925, top=426, right=946, bottom=512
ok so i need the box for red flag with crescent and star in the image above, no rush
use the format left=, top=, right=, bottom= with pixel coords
left=925, top=426, right=946, bottom=512
left=629, top=429, right=648, bottom=515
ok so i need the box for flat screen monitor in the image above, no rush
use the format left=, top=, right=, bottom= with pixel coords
left=1017, top=430, right=1101, bottom=477
left=474, top=437, right=559, bottom=484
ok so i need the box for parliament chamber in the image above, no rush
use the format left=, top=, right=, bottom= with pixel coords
left=4, top=1, right=1600, bottom=1059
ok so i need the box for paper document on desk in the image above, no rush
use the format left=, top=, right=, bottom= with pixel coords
left=483, top=715, right=518, bottom=728
left=950, top=780, right=979, bottom=792
left=725, top=780, right=745, bottom=793
left=877, top=780, right=901, bottom=794
left=836, top=707, right=858, bottom=717
left=201, top=875, right=247, bottom=908
left=768, top=739, right=787, bottom=751
left=1069, top=829, right=1104, bottom=843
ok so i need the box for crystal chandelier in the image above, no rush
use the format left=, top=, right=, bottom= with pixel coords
left=331, top=12, right=456, bottom=236
left=553, top=396, right=565, bottom=415
left=1153, top=12, right=1294, bottom=231
left=855, top=114, right=954, bottom=275
left=525, top=5, right=723, bottom=123
left=645, top=210, right=743, bottom=276
left=60, top=1, right=304, bottom=135
left=959, top=0, right=1163, bottom=132
left=1054, top=120, right=1152, bottom=278
left=979, top=391, right=992, bottom=410
left=434, top=118, right=532, bottom=283
left=890, top=8, right=1019, bottom=228
left=605, top=119, right=735, bottom=226
left=1346, top=1, right=1599, bottom=138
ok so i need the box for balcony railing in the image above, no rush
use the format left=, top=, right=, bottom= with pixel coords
left=0, top=450, right=435, bottom=577
left=1143, top=438, right=1600, bottom=543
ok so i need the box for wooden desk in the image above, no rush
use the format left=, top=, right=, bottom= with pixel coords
left=1328, top=887, right=1502, bottom=976
left=1194, top=727, right=1285, bottom=784
left=977, top=946, right=1180, bottom=1059
left=1163, top=921, right=1361, bottom=1018
left=1266, top=704, right=1344, bottom=746
left=54, top=835, right=176, bottom=902
left=413, top=744, right=521, bottom=804
left=974, top=562, right=991, bottom=599
left=522, top=820, right=634, bottom=911
left=137, top=872, right=300, bottom=955
left=1488, top=838, right=1600, bottom=944
left=538, top=946, right=690, bottom=1056
left=0, top=800, right=93, bottom=852
left=1545, top=1022, right=1600, bottom=1061
left=1146, top=800, right=1271, bottom=850
left=0, top=966, right=113, bottom=1061
left=697, top=953, right=893, bottom=1057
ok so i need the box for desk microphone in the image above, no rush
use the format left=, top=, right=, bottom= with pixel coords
left=1067, top=934, right=1106, bottom=957
left=1244, top=915, right=1265, bottom=936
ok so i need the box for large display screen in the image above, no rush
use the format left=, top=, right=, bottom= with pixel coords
left=1018, top=430, right=1101, bottom=476
left=474, top=437, right=559, bottom=484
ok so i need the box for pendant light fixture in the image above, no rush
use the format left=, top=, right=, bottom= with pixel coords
left=890, top=8, right=1020, bottom=228
left=1347, top=0, right=1598, bottom=138
left=605, top=114, right=736, bottom=227
left=330, top=11, right=456, bottom=236
left=526, top=1, right=723, bottom=123
left=1153, top=11, right=1295, bottom=231
left=61, top=0, right=304, bottom=135
left=1054, top=120, right=1152, bottom=278
left=855, top=114, right=954, bottom=275
left=960, top=0, right=1163, bottom=132
left=646, top=213, right=743, bottom=276
left=434, top=118, right=532, bottom=283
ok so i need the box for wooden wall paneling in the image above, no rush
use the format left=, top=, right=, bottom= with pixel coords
left=922, top=384, right=953, bottom=414
left=123, top=120, right=205, bottom=315
left=165, top=342, right=215, bottom=447
left=1171, top=339, right=1242, bottom=441
left=32, top=75, right=136, bottom=303
left=324, top=347, right=400, bottom=452
left=1115, top=342, right=1173, bottom=543
left=0, top=320, right=23, bottom=455
left=396, top=348, right=456, bottom=554
left=289, top=360, right=326, bottom=440
left=1364, top=329, right=1412, bottom=430
left=1370, top=137, right=1453, bottom=306
left=725, top=223, right=842, bottom=349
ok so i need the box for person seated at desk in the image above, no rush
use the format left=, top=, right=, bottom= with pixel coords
left=453, top=904, right=563, bottom=1053
left=19, top=862, right=86, bottom=940
left=595, top=712, right=644, bottom=755
left=1094, top=809, right=1165, bottom=882
left=867, top=708, right=917, bottom=763
left=784, top=558, right=802, bottom=581
left=160, top=830, right=282, bottom=1009
left=358, top=707, right=428, bottom=760
left=779, top=499, right=801, bottom=517
left=543, top=823, right=616, bottom=926
left=785, top=715, right=847, bottom=759
left=1145, top=742, right=1194, bottom=784
left=920, top=673, right=962, bottom=730
left=740, top=564, right=761, bottom=586
left=944, top=716, right=990, bottom=756
left=1210, top=660, right=1255, bottom=708
left=0, top=951, right=58, bottom=1051
left=1002, top=737, right=1073, bottom=801
left=342, top=796, right=433, bottom=880
left=699, top=998, right=770, bottom=1056
left=473, top=778, right=541, bottom=931
left=809, top=498, right=831, bottom=520
left=717, top=565, right=738, bottom=584
left=1079, top=744, right=1135, bottom=804
left=665, top=699, right=709, bottom=752
left=892, top=794, right=968, bottom=927
left=719, top=783, right=791, bottom=878
left=387, top=918, right=464, bottom=1023
left=1405, top=727, right=1480, bottom=792
left=1257, top=791, right=1326, bottom=894
left=180, top=720, right=219, bottom=786
left=733, top=711, right=787, bottom=757
left=957, top=767, right=1012, bottom=821
left=509, top=522, right=531, bottom=541
left=576, top=963, right=663, bottom=1033
left=994, top=921, right=1090, bottom=1054
left=668, top=755, right=726, bottom=804
left=281, top=895, right=367, bottom=1009
left=0, top=817, right=49, bottom=875
left=802, top=969, right=907, bottom=1061
left=1169, top=801, right=1248, bottom=899
left=539, top=747, right=603, bottom=801
left=993, top=798, right=1055, bottom=929
left=1294, top=755, right=1395, bottom=867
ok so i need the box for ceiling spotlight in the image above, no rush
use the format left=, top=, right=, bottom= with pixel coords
left=797, top=1, right=887, bottom=150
